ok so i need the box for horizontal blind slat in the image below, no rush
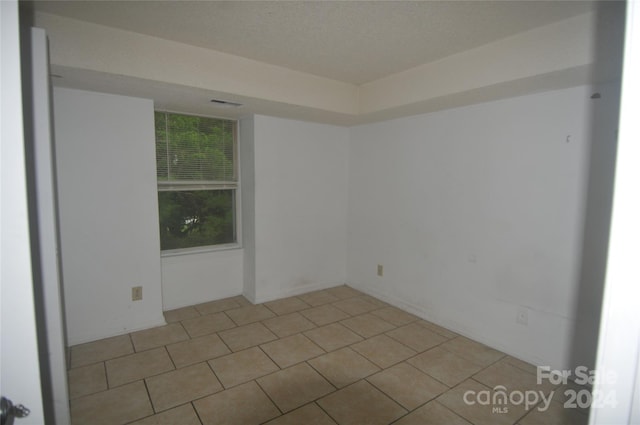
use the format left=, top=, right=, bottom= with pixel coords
left=158, top=181, right=237, bottom=191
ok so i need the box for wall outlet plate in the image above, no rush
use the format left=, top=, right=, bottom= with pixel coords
left=132, top=286, right=142, bottom=301
left=377, top=264, right=384, bottom=277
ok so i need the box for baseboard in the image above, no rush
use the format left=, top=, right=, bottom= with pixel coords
left=252, top=281, right=346, bottom=304
left=67, top=315, right=167, bottom=346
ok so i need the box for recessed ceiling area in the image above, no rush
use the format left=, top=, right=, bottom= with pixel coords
left=31, top=0, right=621, bottom=125
left=32, top=0, right=595, bottom=84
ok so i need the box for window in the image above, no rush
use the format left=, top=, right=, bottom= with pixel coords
left=155, top=112, right=238, bottom=251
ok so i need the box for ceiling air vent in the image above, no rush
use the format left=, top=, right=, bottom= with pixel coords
left=210, top=98, right=243, bottom=108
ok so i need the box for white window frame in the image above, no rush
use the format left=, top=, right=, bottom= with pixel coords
left=155, top=111, right=242, bottom=256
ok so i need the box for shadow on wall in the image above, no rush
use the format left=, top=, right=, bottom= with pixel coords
left=569, top=1, right=625, bottom=373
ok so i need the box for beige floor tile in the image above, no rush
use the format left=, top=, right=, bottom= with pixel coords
left=394, top=401, right=471, bottom=425
left=407, top=346, right=483, bottom=387
left=195, top=297, right=243, bottom=315
left=219, top=322, right=278, bottom=351
left=437, top=379, right=528, bottom=425
left=304, top=323, right=363, bottom=352
left=264, top=296, right=311, bottom=315
left=318, top=380, right=407, bottom=425
left=225, top=304, right=276, bottom=325
left=130, top=323, right=189, bottom=352
left=68, top=363, right=107, bottom=399
left=67, top=291, right=537, bottom=425
left=105, top=347, right=174, bottom=387
left=370, top=306, right=419, bottom=326
left=474, top=360, right=555, bottom=393
left=194, top=381, right=280, bottom=425
left=298, top=289, right=340, bottom=306
left=440, top=336, right=505, bottom=367
left=325, top=285, right=363, bottom=299
left=163, top=306, right=200, bottom=323
left=129, top=403, right=202, bottom=425
left=300, top=304, right=350, bottom=326
left=70, top=381, right=153, bottom=425
left=260, top=333, right=325, bottom=369
left=550, top=381, right=592, bottom=416
left=519, top=400, right=589, bottom=425
left=368, top=363, right=448, bottom=410
left=309, top=347, right=379, bottom=388
left=386, top=322, right=447, bottom=352
left=417, top=319, right=458, bottom=339
left=332, top=297, right=379, bottom=316
left=146, top=362, right=223, bottom=412
left=166, top=333, right=231, bottom=368
left=209, top=347, right=279, bottom=388
left=181, top=312, right=236, bottom=338
left=351, top=334, right=417, bottom=369
left=70, top=334, right=134, bottom=368
left=263, top=312, right=316, bottom=338
left=257, top=363, right=335, bottom=413
left=265, top=403, right=337, bottom=425
left=340, top=313, right=396, bottom=338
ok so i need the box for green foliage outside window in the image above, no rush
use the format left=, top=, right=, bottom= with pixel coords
left=155, top=112, right=235, bottom=182
left=155, top=112, right=237, bottom=250
left=158, top=190, right=235, bottom=250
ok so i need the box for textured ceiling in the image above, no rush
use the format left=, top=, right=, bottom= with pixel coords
left=32, top=0, right=595, bottom=84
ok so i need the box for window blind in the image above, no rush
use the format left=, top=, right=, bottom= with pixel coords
left=155, top=111, right=237, bottom=184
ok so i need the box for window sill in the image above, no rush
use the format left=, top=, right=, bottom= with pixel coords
left=160, top=243, right=242, bottom=258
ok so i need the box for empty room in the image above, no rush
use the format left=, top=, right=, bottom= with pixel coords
left=2, top=1, right=638, bottom=424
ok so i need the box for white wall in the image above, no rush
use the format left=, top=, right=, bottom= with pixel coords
left=570, top=82, right=621, bottom=372
left=347, top=86, right=597, bottom=370
left=245, top=115, right=349, bottom=302
left=161, top=249, right=243, bottom=310
left=53, top=87, right=165, bottom=345
left=51, top=84, right=614, bottom=370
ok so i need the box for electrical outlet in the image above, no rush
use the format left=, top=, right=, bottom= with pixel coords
left=132, top=286, right=142, bottom=301
left=516, top=307, right=528, bottom=326
left=377, top=264, right=384, bottom=277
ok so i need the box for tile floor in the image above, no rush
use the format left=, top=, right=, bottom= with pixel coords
left=67, top=285, right=590, bottom=425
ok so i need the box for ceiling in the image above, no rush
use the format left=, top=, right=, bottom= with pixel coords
left=32, top=0, right=595, bottom=85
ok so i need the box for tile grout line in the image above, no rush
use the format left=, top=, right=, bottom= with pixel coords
left=103, top=361, right=111, bottom=390
left=128, top=332, right=137, bottom=353
left=253, top=378, right=285, bottom=417
left=256, top=344, right=283, bottom=372
left=163, top=345, right=178, bottom=370
left=190, top=401, right=205, bottom=425
left=313, top=400, right=341, bottom=425
left=203, top=357, right=227, bottom=392
left=141, top=377, right=156, bottom=414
